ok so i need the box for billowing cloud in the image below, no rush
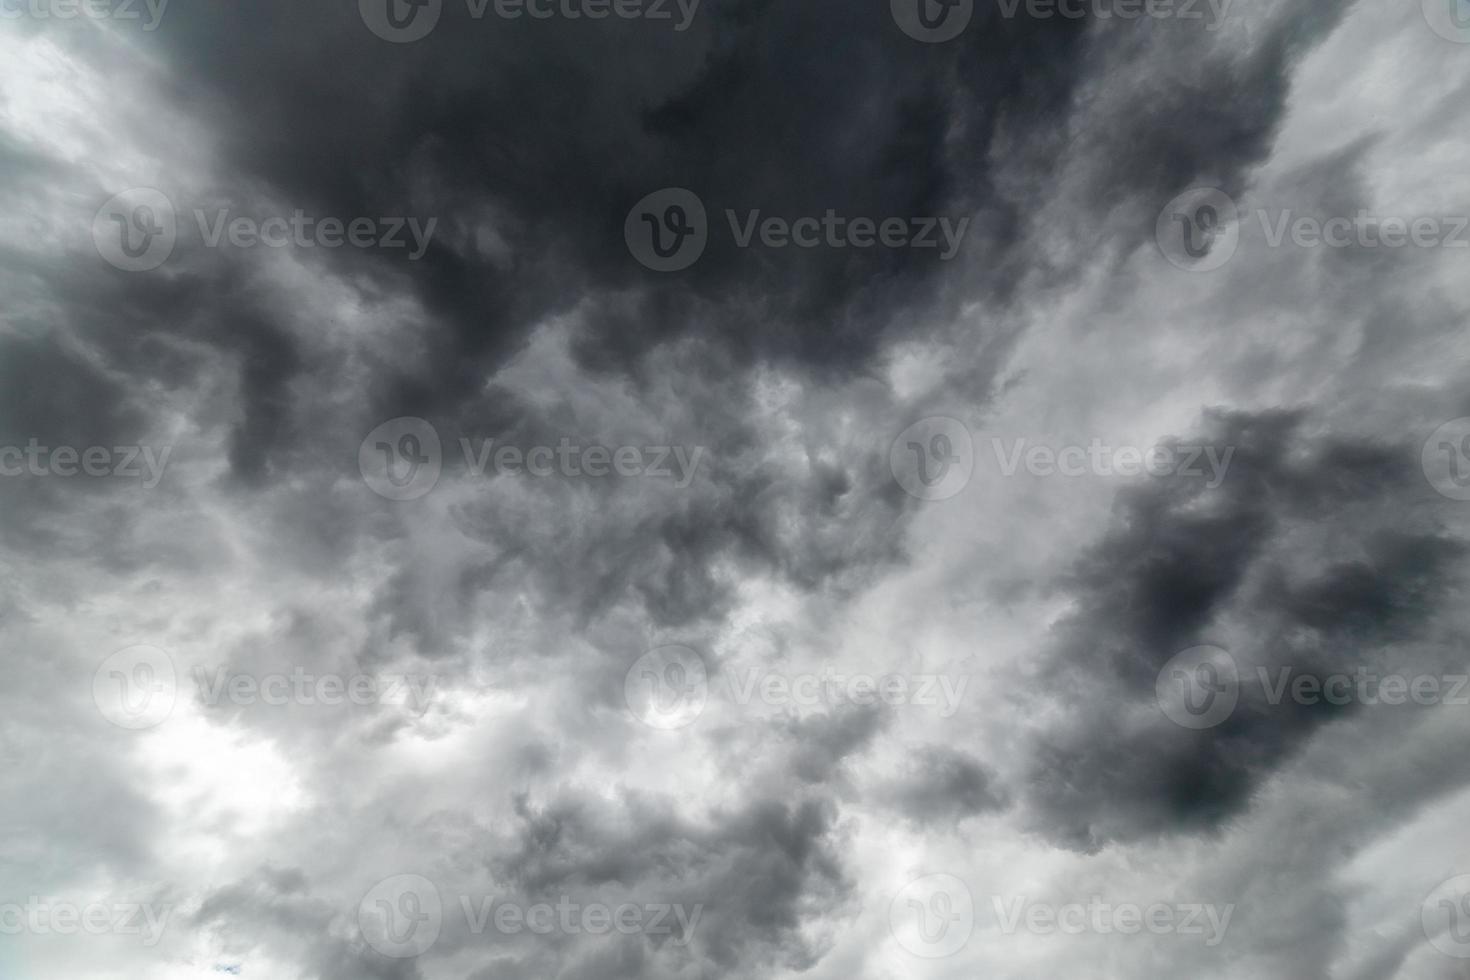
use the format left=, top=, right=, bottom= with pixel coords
left=3, top=0, right=1470, bottom=977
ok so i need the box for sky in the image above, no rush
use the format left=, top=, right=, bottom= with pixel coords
left=2, top=0, right=1470, bottom=977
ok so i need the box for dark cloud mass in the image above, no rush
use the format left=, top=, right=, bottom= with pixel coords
left=3, top=0, right=1470, bottom=977
left=1019, top=410, right=1468, bottom=849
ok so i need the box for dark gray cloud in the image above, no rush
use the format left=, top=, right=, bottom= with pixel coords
left=878, top=744, right=1009, bottom=828
left=1019, top=409, right=1468, bottom=850
left=4, top=1, right=1470, bottom=978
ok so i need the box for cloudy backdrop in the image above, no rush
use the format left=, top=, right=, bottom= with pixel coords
left=3, top=0, right=1470, bottom=977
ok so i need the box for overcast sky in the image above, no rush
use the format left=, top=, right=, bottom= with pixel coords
left=3, top=0, right=1470, bottom=977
